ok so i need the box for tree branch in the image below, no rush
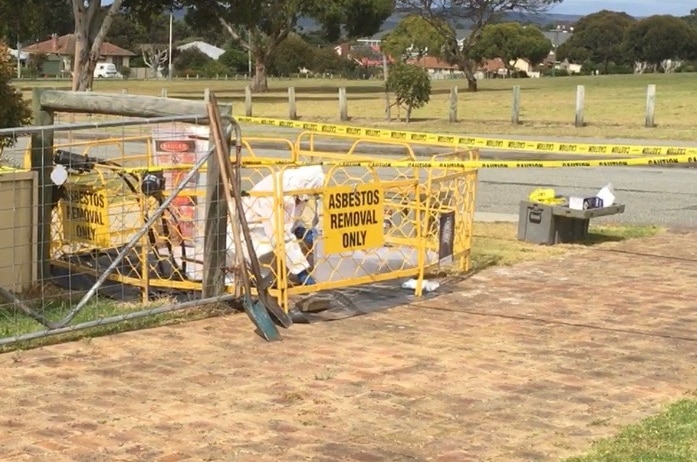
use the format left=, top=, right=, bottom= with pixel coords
left=219, top=17, right=249, bottom=49
left=88, top=0, right=124, bottom=56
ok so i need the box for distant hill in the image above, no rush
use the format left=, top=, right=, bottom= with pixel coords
left=297, top=11, right=583, bottom=37
left=175, top=9, right=583, bottom=40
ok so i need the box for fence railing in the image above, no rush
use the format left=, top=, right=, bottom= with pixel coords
left=0, top=107, right=478, bottom=347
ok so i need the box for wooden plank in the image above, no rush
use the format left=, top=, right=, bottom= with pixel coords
left=30, top=88, right=55, bottom=282
left=208, top=92, right=292, bottom=329
left=206, top=97, right=282, bottom=341
left=202, top=89, right=228, bottom=298
left=39, top=90, right=232, bottom=119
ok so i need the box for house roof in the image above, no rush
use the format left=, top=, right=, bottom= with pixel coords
left=176, top=41, right=226, bottom=60
left=408, top=56, right=458, bottom=70
left=22, top=34, right=136, bottom=56
left=360, top=27, right=572, bottom=47
left=479, top=58, right=506, bottom=72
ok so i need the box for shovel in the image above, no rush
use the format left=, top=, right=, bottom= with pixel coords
left=207, top=94, right=293, bottom=329
left=206, top=101, right=281, bottom=341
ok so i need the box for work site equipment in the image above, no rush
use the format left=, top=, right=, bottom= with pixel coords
left=1, top=97, right=479, bottom=346
left=206, top=95, right=284, bottom=340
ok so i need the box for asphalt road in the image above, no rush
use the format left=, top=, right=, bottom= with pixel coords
left=6, top=129, right=695, bottom=229
left=475, top=167, right=696, bottom=227
left=242, top=123, right=697, bottom=228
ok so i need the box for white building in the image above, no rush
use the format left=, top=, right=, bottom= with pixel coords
left=176, top=41, right=225, bottom=60
left=8, top=48, right=29, bottom=62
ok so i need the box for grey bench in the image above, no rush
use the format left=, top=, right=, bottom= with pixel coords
left=517, top=200, right=626, bottom=245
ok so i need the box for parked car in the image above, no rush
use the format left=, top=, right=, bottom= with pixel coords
left=93, top=62, right=122, bottom=78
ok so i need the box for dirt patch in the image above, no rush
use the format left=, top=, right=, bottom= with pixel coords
left=1, top=231, right=696, bottom=461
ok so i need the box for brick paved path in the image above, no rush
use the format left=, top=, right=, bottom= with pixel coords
left=1, top=231, right=696, bottom=462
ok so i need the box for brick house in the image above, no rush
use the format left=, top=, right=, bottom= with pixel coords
left=22, top=34, right=136, bottom=77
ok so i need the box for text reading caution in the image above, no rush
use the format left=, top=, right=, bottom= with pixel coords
left=61, top=186, right=109, bottom=246
left=322, top=184, right=384, bottom=254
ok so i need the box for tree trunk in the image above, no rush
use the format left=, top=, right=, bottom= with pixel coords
left=71, top=0, right=123, bottom=92
left=406, top=106, right=412, bottom=123
left=252, top=56, right=268, bottom=92
left=466, top=74, right=478, bottom=91
left=458, top=58, right=478, bottom=92
left=71, top=9, right=89, bottom=91
left=603, top=58, right=609, bottom=75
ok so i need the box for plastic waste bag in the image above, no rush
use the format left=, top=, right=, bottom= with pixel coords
left=401, top=278, right=440, bottom=292
left=596, top=183, right=615, bottom=207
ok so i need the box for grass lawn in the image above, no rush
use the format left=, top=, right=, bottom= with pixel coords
left=565, top=398, right=697, bottom=462
left=470, top=221, right=663, bottom=270
left=16, top=73, right=697, bottom=141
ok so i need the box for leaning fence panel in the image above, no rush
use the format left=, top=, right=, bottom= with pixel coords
left=0, top=107, right=480, bottom=347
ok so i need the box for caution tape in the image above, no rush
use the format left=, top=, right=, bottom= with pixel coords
left=237, top=116, right=696, bottom=158
left=238, top=154, right=697, bottom=169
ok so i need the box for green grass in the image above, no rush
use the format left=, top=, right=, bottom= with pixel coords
left=469, top=222, right=663, bottom=271
left=585, top=224, right=664, bottom=243
left=16, top=73, right=697, bottom=141
left=0, top=291, right=227, bottom=354
left=565, top=399, right=697, bottom=462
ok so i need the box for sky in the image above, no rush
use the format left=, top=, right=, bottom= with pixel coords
left=549, top=0, right=694, bottom=17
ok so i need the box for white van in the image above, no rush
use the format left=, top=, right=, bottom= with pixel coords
left=94, top=62, right=120, bottom=78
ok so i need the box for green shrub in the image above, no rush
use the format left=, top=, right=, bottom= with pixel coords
left=0, top=42, right=31, bottom=149
left=386, top=63, right=431, bottom=122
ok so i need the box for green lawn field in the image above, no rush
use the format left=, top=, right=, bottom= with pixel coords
left=16, top=73, right=697, bottom=141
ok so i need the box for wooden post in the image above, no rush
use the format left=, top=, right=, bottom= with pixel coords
left=645, top=84, right=656, bottom=128
left=161, top=88, right=168, bottom=98
left=575, top=84, right=585, bottom=128
left=383, top=54, right=391, bottom=121
left=244, top=85, right=252, bottom=117
left=511, top=85, right=521, bottom=124
left=201, top=88, right=227, bottom=298
left=339, top=87, right=348, bottom=121
left=448, top=86, right=458, bottom=123
left=29, top=88, right=55, bottom=281
left=121, top=88, right=127, bottom=94
left=288, top=87, right=297, bottom=120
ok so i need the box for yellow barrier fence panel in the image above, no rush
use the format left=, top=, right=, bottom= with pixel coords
left=45, top=127, right=480, bottom=315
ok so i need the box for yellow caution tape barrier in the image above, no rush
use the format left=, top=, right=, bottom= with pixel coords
left=237, top=154, right=697, bottom=169
left=237, top=116, right=696, bottom=157
left=118, top=154, right=696, bottom=174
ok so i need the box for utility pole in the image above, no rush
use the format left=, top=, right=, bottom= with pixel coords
left=16, top=35, right=21, bottom=79
left=168, top=12, right=173, bottom=80
left=247, top=29, right=252, bottom=77
left=552, top=25, right=560, bottom=77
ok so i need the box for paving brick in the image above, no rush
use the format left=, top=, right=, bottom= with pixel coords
left=1, top=231, right=697, bottom=461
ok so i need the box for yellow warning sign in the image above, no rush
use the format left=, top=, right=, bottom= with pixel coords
left=61, top=186, right=108, bottom=245
left=323, top=184, right=385, bottom=254
left=60, top=181, right=143, bottom=249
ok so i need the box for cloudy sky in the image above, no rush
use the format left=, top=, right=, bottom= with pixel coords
left=549, top=0, right=694, bottom=17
